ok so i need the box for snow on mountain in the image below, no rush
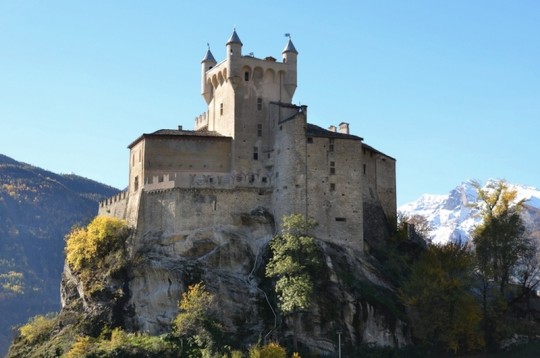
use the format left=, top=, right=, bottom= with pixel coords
left=399, top=180, right=540, bottom=245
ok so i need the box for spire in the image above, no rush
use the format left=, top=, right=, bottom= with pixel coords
left=201, top=43, right=216, bottom=63
left=282, top=33, right=298, bottom=54
left=226, top=28, right=243, bottom=46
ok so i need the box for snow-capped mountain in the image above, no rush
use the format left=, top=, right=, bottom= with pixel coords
left=399, top=180, right=540, bottom=245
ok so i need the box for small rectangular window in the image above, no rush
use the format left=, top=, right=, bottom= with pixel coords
left=329, top=138, right=335, bottom=152
left=244, top=71, right=249, bottom=81
left=257, top=97, right=263, bottom=111
left=134, top=176, right=139, bottom=191
left=220, top=103, right=223, bottom=116
left=363, top=164, right=367, bottom=174
left=253, top=147, right=259, bottom=160
left=257, top=124, right=262, bottom=137
left=330, top=183, right=336, bottom=191
left=307, top=137, right=313, bottom=143
left=335, top=217, right=347, bottom=222
left=330, top=161, right=335, bottom=175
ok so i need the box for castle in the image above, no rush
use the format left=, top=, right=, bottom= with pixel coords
left=99, top=30, right=396, bottom=250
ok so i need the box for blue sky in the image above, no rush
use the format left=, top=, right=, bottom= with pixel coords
left=1, top=1, right=538, bottom=206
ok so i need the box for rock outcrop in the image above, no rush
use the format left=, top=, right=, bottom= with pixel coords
left=59, top=208, right=410, bottom=354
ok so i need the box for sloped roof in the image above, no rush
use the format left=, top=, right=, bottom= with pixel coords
left=306, top=123, right=363, bottom=140
left=128, top=129, right=230, bottom=148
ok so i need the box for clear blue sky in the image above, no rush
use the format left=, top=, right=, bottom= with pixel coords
left=1, top=1, right=538, bottom=206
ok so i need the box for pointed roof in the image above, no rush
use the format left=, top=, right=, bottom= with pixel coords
left=282, top=38, right=298, bottom=54
left=201, top=48, right=216, bottom=63
left=226, top=29, right=243, bottom=46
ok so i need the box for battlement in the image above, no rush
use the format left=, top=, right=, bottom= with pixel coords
left=99, top=190, right=128, bottom=208
left=194, top=111, right=209, bottom=131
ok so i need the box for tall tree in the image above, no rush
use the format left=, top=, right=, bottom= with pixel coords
left=472, top=180, right=532, bottom=349
left=266, top=214, right=322, bottom=350
left=473, top=180, right=527, bottom=295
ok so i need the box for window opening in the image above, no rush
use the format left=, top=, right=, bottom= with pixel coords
left=307, top=137, right=313, bottom=143
left=134, top=176, right=139, bottom=191
left=329, top=138, right=335, bottom=152
left=244, top=71, right=249, bottom=81
left=335, top=217, right=347, bottom=222
left=330, top=161, right=336, bottom=175
left=257, top=97, right=262, bottom=110
left=330, top=183, right=336, bottom=191
left=253, top=147, right=259, bottom=160
left=257, top=124, right=262, bottom=137
left=220, top=103, right=223, bottom=116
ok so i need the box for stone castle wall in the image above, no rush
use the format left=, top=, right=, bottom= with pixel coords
left=136, top=187, right=273, bottom=242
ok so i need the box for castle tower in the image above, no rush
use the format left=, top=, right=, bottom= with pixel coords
left=201, top=46, right=216, bottom=104
left=282, top=37, right=298, bottom=100
left=226, top=29, right=243, bottom=88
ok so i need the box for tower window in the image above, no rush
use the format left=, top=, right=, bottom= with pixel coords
left=244, top=71, right=249, bottom=81
left=363, top=164, right=367, bottom=174
left=307, top=137, right=313, bottom=143
left=257, top=97, right=262, bottom=111
left=220, top=103, right=223, bottom=116
left=253, top=147, right=259, bottom=160
left=134, top=176, right=139, bottom=191
left=330, top=183, right=336, bottom=191
left=257, top=124, right=262, bottom=137
left=329, top=138, right=335, bottom=152
left=330, top=161, right=336, bottom=175
left=335, top=217, right=347, bottom=222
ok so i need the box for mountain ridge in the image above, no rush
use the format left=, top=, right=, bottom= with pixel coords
left=399, top=179, right=540, bottom=244
left=0, top=153, right=120, bottom=355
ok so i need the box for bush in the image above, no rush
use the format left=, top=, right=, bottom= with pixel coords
left=65, top=216, right=130, bottom=294
left=18, top=313, right=57, bottom=344
left=66, top=216, right=129, bottom=272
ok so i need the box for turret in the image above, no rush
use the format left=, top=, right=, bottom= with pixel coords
left=226, top=29, right=243, bottom=86
left=282, top=37, right=298, bottom=100
left=201, top=46, right=216, bottom=104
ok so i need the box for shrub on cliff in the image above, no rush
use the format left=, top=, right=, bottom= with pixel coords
left=65, top=216, right=130, bottom=294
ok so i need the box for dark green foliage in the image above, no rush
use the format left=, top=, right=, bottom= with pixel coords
left=401, top=242, right=484, bottom=354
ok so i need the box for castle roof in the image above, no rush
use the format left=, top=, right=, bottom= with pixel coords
left=282, top=38, right=298, bottom=54
left=362, top=142, right=396, bottom=161
left=201, top=48, right=216, bottom=63
left=306, top=123, right=362, bottom=141
left=226, top=29, right=242, bottom=46
left=128, top=129, right=230, bottom=149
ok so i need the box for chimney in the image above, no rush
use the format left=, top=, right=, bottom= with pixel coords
left=328, top=125, right=337, bottom=132
left=178, top=125, right=183, bottom=131
left=338, top=122, right=349, bottom=134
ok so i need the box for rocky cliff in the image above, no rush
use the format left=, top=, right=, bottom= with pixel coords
left=10, top=207, right=410, bottom=356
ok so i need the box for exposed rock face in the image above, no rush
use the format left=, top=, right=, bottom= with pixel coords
left=60, top=208, right=410, bottom=354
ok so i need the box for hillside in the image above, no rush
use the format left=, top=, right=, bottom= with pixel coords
left=399, top=179, right=540, bottom=244
left=0, top=154, right=119, bottom=355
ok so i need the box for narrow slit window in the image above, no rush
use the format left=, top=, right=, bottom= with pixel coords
left=257, top=124, right=262, bottom=137
left=329, top=138, right=335, bottom=152
left=330, top=161, right=336, bottom=175
left=244, top=71, right=249, bottom=81
left=330, top=183, right=336, bottom=191
left=335, top=217, right=347, bottom=222
left=253, top=147, right=259, bottom=160
left=220, top=103, right=224, bottom=116
left=257, top=97, right=263, bottom=111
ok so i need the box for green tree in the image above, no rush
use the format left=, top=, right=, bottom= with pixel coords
left=401, top=242, right=484, bottom=354
left=266, top=214, right=322, bottom=351
left=173, top=282, right=221, bottom=356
